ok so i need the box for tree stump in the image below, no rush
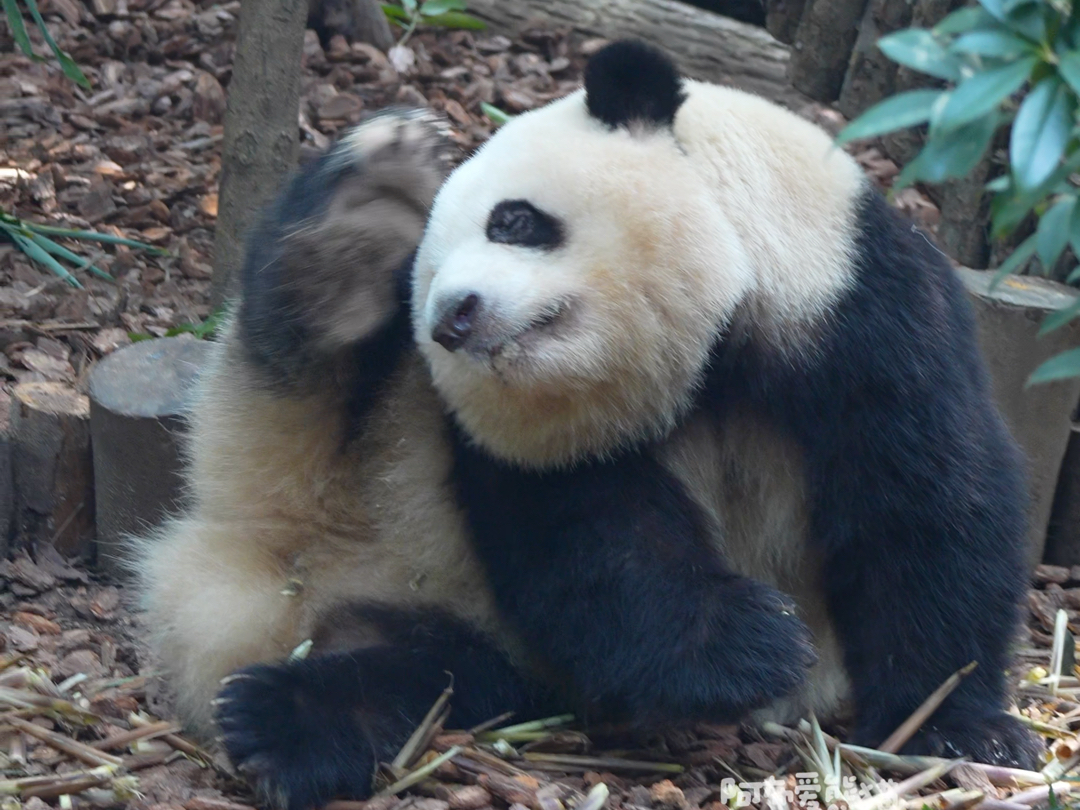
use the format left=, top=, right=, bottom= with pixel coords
left=10, top=383, right=94, bottom=560
left=1047, top=425, right=1080, bottom=566
left=88, top=336, right=213, bottom=579
left=958, top=268, right=1080, bottom=569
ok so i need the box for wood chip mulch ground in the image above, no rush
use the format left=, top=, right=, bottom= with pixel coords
left=0, top=549, right=1073, bottom=810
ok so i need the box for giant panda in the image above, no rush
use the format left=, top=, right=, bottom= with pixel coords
left=135, top=39, right=1042, bottom=810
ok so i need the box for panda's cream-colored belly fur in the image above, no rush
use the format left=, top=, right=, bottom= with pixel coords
left=134, top=327, right=503, bottom=736
left=660, top=410, right=853, bottom=726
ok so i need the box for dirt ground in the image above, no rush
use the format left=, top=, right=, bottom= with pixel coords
left=0, top=3, right=1069, bottom=810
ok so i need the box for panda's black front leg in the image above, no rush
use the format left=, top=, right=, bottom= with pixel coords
left=753, top=195, right=1045, bottom=767
left=450, top=426, right=818, bottom=725
left=215, top=607, right=552, bottom=810
left=805, top=429, right=1042, bottom=766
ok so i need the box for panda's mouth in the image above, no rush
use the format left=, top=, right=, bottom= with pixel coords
left=480, top=300, right=571, bottom=363
left=525, top=300, right=569, bottom=334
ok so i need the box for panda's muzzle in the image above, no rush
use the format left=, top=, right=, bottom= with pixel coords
left=432, top=293, right=569, bottom=356
left=431, top=293, right=481, bottom=352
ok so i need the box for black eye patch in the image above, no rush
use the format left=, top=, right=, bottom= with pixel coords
left=485, top=200, right=564, bottom=250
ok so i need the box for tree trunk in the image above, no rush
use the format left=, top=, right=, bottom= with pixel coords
left=836, top=0, right=911, bottom=118
left=789, top=0, right=869, bottom=102
left=766, top=0, right=808, bottom=45
left=211, top=0, right=309, bottom=307
left=466, top=0, right=807, bottom=110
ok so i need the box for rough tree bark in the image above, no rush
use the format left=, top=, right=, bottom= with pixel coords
left=789, top=0, right=868, bottom=102
left=211, top=0, right=309, bottom=307
left=466, top=0, right=807, bottom=110
left=836, top=0, right=911, bottom=118
left=766, top=0, right=809, bottom=45
left=959, top=269, right=1080, bottom=568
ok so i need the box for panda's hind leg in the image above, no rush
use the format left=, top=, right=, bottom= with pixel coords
left=215, top=606, right=552, bottom=810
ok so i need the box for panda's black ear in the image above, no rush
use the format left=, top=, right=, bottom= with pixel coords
left=584, top=40, right=685, bottom=129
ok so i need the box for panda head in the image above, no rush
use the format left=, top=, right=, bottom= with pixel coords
left=413, top=41, right=755, bottom=469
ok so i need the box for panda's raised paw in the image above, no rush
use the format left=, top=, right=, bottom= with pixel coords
left=241, top=108, right=455, bottom=372
left=889, top=711, right=1044, bottom=770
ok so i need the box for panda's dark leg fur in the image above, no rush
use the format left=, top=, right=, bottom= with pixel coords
left=450, top=424, right=818, bottom=725
left=236, top=108, right=451, bottom=400
left=722, top=190, right=1041, bottom=767
left=216, top=607, right=552, bottom=810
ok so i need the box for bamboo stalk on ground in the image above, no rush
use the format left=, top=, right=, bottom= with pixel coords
left=879, top=662, right=979, bottom=753
left=6, top=716, right=123, bottom=767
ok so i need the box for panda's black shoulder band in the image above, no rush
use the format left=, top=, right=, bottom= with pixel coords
left=584, top=39, right=686, bottom=129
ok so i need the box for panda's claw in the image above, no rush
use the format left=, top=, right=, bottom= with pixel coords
left=215, top=662, right=378, bottom=810
left=890, top=712, right=1044, bottom=770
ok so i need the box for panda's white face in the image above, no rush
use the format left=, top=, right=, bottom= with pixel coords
left=412, top=91, right=753, bottom=469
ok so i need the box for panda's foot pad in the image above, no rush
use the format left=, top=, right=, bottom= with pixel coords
left=336, top=107, right=454, bottom=178
left=216, top=661, right=376, bottom=810
left=893, top=712, right=1044, bottom=769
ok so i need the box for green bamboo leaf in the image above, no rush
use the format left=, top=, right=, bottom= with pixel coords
left=1038, top=297, right=1080, bottom=334
left=1070, top=199, right=1080, bottom=264
left=835, top=89, right=943, bottom=144
left=934, top=5, right=995, bottom=34
left=990, top=233, right=1037, bottom=290
left=1011, top=76, right=1075, bottom=190
left=1003, top=4, right=1045, bottom=44
left=9, top=232, right=83, bottom=288
left=950, top=29, right=1034, bottom=57
left=480, top=102, right=515, bottom=126
left=2, top=0, right=37, bottom=57
left=1036, top=196, right=1076, bottom=269
left=1028, top=347, right=1080, bottom=385
left=877, top=29, right=964, bottom=81
left=894, top=110, right=1000, bottom=188
left=992, top=150, right=1080, bottom=236
left=381, top=3, right=410, bottom=20
left=21, top=0, right=90, bottom=88
left=419, top=0, right=466, bottom=15
left=1060, top=51, right=1080, bottom=97
left=979, top=0, right=1008, bottom=22
left=28, top=233, right=112, bottom=280
left=420, top=10, right=485, bottom=28
left=21, top=222, right=168, bottom=253
left=932, top=57, right=1036, bottom=132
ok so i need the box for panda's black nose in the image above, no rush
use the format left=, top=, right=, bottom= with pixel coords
left=432, top=293, right=480, bottom=352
